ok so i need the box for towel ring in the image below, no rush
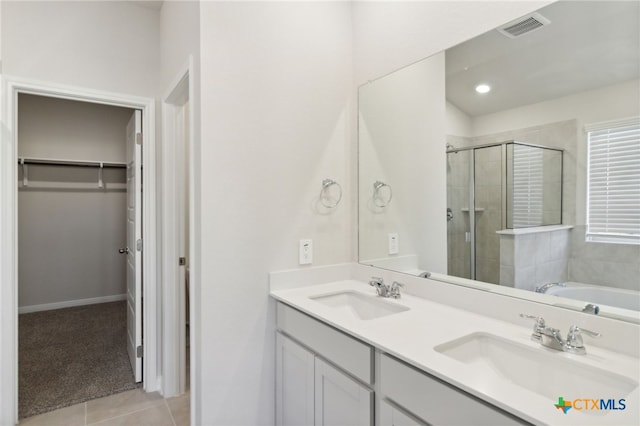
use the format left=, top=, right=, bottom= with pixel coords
left=373, top=180, right=392, bottom=207
left=320, top=178, right=342, bottom=209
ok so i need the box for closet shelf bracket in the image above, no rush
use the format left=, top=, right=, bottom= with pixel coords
left=98, top=162, right=104, bottom=188
left=20, top=158, right=29, bottom=187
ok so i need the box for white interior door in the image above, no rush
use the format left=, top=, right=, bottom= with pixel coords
left=178, top=102, right=189, bottom=392
left=126, top=109, right=143, bottom=382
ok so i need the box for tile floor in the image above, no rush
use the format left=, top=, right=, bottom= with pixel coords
left=18, top=389, right=190, bottom=426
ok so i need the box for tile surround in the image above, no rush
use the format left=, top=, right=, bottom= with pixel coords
left=500, top=227, right=572, bottom=291
left=569, top=225, right=639, bottom=289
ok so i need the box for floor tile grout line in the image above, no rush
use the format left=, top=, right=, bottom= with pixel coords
left=85, top=400, right=165, bottom=426
left=166, top=399, right=178, bottom=426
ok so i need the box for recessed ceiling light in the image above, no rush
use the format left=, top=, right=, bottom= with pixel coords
left=475, top=84, right=491, bottom=94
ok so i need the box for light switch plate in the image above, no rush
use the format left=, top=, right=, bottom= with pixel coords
left=299, top=239, right=313, bottom=265
left=388, top=233, right=399, bottom=255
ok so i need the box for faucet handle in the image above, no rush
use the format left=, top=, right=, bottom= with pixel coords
left=519, top=314, right=545, bottom=328
left=568, top=325, right=601, bottom=339
left=519, top=314, right=546, bottom=342
left=389, top=281, right=404, bottom=299
left=565, top=325, right=601, bottom=354
left=369, top=277, right=384, bottom=286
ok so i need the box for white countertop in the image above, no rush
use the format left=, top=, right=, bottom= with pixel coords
left=271, top=279, right=640, bottom=426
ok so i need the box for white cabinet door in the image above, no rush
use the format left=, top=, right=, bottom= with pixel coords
left=276, top=332, right=315, bottom=426
left=380, top=400, right=426, bottom=426
left=315, top=357, right=373, bottom=426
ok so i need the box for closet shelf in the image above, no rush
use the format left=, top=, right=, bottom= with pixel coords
left=18, top=157, right=126, bottom=169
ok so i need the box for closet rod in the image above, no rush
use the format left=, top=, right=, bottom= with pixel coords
left=17, top=157, right=126, bottom=169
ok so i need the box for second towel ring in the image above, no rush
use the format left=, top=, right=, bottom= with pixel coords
left=373, top=180, right=392, bottom=207
left=320, top=178, right=342, bottom=209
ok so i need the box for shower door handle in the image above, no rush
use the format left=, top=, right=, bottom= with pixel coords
left=118, top=247, right=130, bottom=254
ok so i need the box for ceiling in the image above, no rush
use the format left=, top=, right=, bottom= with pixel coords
left=446, top=1, right=640, bottom=117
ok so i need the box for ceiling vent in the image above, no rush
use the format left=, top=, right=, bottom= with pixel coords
left=498, top=12, right=551, bottom=38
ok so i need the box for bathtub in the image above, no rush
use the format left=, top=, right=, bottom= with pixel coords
left=543, top=282, right=640, bottom=312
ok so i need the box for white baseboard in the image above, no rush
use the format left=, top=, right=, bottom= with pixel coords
left=18, top=294, right=127, bottom=314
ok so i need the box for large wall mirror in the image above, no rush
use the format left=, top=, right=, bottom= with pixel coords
left=358, top=0, right=640, bottom=322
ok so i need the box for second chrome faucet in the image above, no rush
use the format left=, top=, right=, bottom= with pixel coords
left=520, top=314, right=601, bottom=355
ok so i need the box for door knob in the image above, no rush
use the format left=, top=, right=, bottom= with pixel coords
left=119, top=247, right=130, bottom=254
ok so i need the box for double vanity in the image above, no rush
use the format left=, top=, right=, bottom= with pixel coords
left=270, top=265, right=639, bottom=426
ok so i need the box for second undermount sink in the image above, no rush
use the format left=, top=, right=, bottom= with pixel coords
left=310, top=290, right=409, bottom=320
left=434, top=332, right=638, bottom=405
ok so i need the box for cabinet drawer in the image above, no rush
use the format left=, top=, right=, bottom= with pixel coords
left=380, top=354, right=527, bottom=425
left=277, top=302, right=373, bottom=385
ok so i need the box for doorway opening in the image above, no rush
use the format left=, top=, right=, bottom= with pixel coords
left=16, top=94, right=143, bottom=419
left=161, top=62, right=195, bottom=421
left=0, top=78, right=158, bottom=426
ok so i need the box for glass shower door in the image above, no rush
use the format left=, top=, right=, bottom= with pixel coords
left=473, top=145, right=504, bottom=284
left=446, top=149, right=472, bottom=279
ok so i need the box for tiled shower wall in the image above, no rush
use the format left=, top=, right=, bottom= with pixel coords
left=499, top=228, right=571, bottom=290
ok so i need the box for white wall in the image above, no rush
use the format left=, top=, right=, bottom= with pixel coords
left=1, top=0, right=160, bottom=97
left=446, top=101, right=472, bottom=138
left=18, top=94, right=131, bottom=309
left=160, top=0, right=200, bottom=91
left=471, top=79, right=640, bottom=138
left=359, top=53, right=447, bottom=273
left=198, top=1, right=352, bottom=423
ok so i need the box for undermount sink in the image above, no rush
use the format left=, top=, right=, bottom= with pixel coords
left=310, top=290, right=409, bottom=320
left=434, top=333, right=638, bottom=406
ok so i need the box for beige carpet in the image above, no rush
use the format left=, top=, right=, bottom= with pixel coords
left=19, top=301, right=139, bottom=419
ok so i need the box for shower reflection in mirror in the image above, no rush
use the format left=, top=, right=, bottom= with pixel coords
left=446, top=141, right=563, bottom=282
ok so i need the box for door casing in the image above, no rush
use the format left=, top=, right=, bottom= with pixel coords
left=0, top=76, right=158, bottom=425
left=161, top=56, right=197, bottom=424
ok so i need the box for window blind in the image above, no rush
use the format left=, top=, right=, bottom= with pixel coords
left=512, top=144, right=544, bottom=227
left=586, top=117, right=640, bottom=244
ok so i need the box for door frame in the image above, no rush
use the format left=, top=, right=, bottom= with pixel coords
left=0, top=76, right=158, bottom=425
left=161, top=56, right=196, bottom=415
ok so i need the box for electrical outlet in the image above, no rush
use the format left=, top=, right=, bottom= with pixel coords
left=299, top=239, right=313, bottom=265
left=388, top=233, right=399, bottom=255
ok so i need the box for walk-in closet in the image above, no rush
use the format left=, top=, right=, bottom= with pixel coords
left=17, top=94, right=141, bottom=419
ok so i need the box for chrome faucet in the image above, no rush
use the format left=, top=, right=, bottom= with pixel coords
left=535, top=282, right=566, bottom=293
left=369, top=277, right=403, bottom=299
left=582, top=303, right=600, bottom=315
left=520, top=314, right=601, bottom=354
